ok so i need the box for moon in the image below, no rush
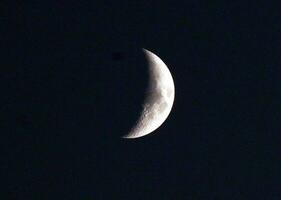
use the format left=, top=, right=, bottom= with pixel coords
left=122, top=48, right=175, bottom=139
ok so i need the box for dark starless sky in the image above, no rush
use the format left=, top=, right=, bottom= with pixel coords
left=1, top=1, right=280, bottom=199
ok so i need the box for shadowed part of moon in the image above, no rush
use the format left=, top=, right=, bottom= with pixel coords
left=94, top=45, right=150, bottom=139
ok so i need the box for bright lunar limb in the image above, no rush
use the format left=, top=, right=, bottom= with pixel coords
left=123, top=48, right=175, bottom=139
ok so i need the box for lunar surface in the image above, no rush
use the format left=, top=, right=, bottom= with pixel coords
left=123, top=49, right=175, bottom=139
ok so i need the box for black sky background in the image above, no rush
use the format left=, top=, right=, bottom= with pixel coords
left=1, top=1, right=281, bottom=199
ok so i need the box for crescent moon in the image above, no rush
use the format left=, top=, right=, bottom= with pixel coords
left=123, top=48, right=175, bottom=139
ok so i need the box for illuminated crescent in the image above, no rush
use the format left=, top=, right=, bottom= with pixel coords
left=123, top=49, right=175, bottom=139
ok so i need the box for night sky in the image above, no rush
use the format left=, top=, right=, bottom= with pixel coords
left=1, top=1, right=280, bottom=199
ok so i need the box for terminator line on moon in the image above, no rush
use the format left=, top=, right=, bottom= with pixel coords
left=122, top=49, right=175, bottom=139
